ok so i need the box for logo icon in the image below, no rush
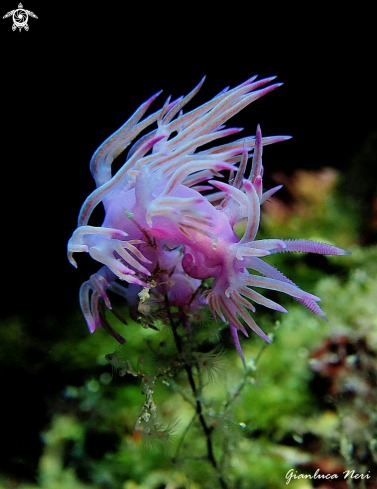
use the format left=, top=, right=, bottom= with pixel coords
left=3, top=3, right=38, bottom=31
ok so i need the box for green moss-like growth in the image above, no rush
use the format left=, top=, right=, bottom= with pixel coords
left=2, top=172, right=377, bottom=489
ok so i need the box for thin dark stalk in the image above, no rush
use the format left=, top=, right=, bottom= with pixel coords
left=164, top=295, right=229, bottom=489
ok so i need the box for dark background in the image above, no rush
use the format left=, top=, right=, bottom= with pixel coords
left=1, top=2, right=376, bottom=482
left=1, top=4, right=376, bottom=321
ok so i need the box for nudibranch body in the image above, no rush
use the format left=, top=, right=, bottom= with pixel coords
left=68, top=76, right=349, bottom=361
